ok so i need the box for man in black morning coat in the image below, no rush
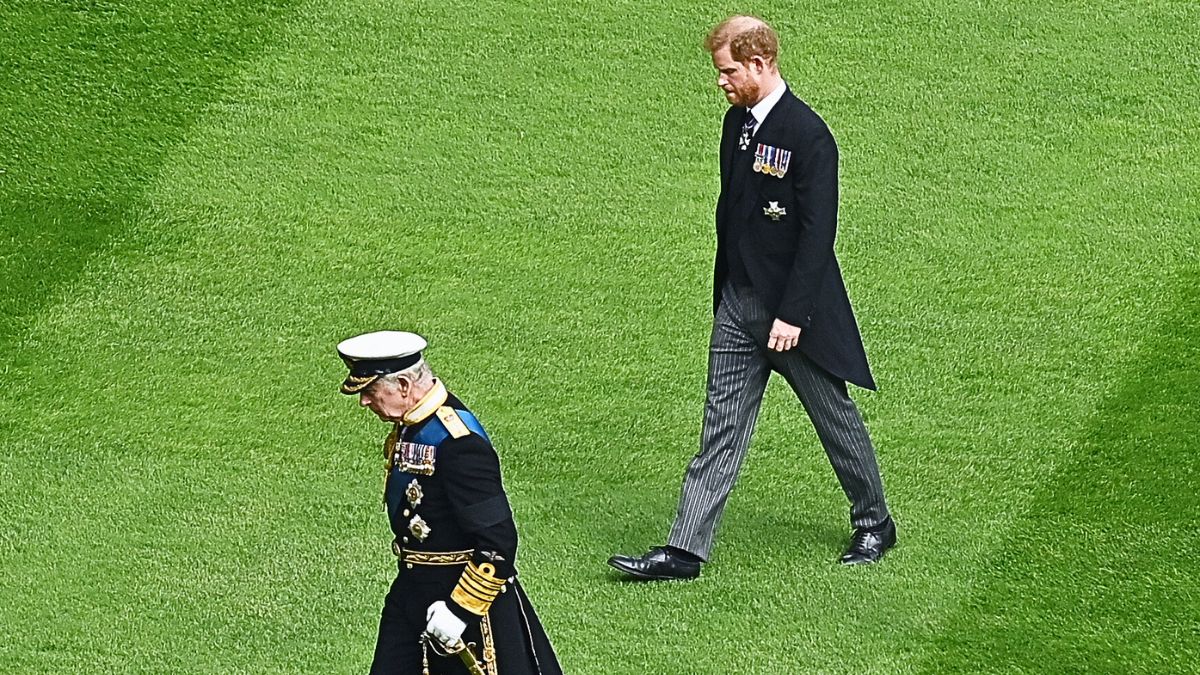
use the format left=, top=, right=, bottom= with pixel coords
left=609, top=15, right=897, bottom=580
left=338, top=330, right=562, bottom=674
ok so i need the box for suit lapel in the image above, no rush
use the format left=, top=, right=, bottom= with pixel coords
left=734, top=89, right=798, bottom=210
left=719, top=89, right=798, bottom=225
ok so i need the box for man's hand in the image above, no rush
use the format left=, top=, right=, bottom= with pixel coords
left=767, top=318, right=802, bottom=352
left=425, top=601, right=466, bottom=646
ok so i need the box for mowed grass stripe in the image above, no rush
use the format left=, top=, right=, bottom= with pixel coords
left=918, top=262, right=1200, bottom=673
left=833, top=2, right=1200, bottom=669
left=0, top=0, right=301, bottom=346
left=0, top=0, right=713, bottom=669
left=0, top=2, right=367, bottom=672
left=1, top=0, right=1198, bottom=673
left=752, top=2, right=1199, bottom=670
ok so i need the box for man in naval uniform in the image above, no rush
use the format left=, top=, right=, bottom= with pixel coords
left=608, top=16, right=896, bottom=581
left=338, top=331, right=561, bottom=675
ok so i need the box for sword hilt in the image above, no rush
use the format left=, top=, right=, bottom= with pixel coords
left=421, top=632, right=487, bottom=675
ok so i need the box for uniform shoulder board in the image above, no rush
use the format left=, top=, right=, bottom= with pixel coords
left=436, top=406, right=472, bottom=439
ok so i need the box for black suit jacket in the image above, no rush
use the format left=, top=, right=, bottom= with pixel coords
left=714, top=88, right=876, bottom=390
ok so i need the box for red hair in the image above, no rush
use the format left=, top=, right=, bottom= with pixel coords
left=704, top=15, right=779, bottom=65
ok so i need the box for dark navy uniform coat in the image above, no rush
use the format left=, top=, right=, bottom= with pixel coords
left=369, top=387, right=561, bottom=675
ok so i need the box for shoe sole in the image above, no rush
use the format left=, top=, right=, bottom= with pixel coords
left=839, top=542, right=896, bottom=565
left=607, top=559, right=699, bottom=581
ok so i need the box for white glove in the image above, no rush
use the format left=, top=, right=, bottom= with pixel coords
left=425, top=600, right=466, bottom=646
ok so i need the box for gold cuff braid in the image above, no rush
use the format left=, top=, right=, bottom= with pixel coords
left=450, top=561, right=506, bottom=616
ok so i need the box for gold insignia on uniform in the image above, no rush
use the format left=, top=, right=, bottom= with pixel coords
left=394, top=547, right=474, bottom=565
left=406, top=479, right=423, bottom=507
left=341, top=373, right=377, bottom=394
left=402, top=380, right=449, bottom=426
left=436, top=406, right=471, bottom=439
left=409, top=514, right=431, bottom=542
left=480, top=614, right=498, bottom=675
left=450, top=561, right=507, bottom=616
left=382, top=425, right=402, bottom=502
left=383, top=426, right=399, bottom=471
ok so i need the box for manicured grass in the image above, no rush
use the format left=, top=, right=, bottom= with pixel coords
left=0, top=0, right=299, bottom=346
left=2, top=0, right=1197, bottom=672
left=924, top=263, right=1200, bottom=672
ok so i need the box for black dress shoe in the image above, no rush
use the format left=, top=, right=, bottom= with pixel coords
left=840, top=518, right=897, bottom=565
left=607, top=546, right=701, bottom=580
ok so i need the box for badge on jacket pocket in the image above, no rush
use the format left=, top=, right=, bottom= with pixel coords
left=763, top=201, right=788, bottom=221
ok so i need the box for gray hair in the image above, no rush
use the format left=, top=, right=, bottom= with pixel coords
left=379, top=359, right=433, bottom=387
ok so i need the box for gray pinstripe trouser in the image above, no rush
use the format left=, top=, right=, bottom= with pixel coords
left=667, top=282, right=890, bottom=560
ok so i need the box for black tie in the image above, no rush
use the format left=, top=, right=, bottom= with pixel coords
left=738, top=108, right=757, bottom=150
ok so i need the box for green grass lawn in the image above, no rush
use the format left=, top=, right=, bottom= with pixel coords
left=2, top=0, right=1197, bottom=672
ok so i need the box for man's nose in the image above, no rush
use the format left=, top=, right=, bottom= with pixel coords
left=359, top=395, right=371, bottom=407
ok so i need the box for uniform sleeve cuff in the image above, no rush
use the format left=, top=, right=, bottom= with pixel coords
left=449, top=560, right=507, bottom=616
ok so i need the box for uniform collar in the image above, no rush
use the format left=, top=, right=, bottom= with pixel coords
left=748, top=80, right=788, bottom=126
left=401, top=379, right=448, bottom=426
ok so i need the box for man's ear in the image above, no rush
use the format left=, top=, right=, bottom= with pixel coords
left=749, top=55, right=766, bottom=74
left=393, top=375, right=412, bottom=397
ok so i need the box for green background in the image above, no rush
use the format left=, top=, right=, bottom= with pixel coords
left=2, top=0, right=1197, bottom=672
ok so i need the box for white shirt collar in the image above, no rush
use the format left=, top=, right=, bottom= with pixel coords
left=748, top=81, right=788, bottom=126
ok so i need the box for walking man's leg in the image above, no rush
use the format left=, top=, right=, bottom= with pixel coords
left=772, top=349, right=896, bottom=563
left=608, top=284, right=769, bottom=579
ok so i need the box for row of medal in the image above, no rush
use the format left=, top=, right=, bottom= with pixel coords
left=384, top=427, right=435, bottom=543
left=754, top=143, right=792, bottom=178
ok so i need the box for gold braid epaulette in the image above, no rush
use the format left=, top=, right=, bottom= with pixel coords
left=450, top=561, right=506, bottom=616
